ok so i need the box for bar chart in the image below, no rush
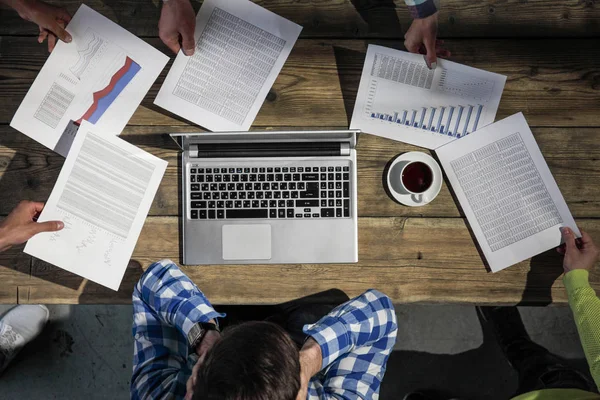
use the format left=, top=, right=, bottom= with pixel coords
left=368, top=103, right=484, bottom=137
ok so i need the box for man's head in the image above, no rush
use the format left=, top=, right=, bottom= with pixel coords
left=192, top=321, right=301, bottom=400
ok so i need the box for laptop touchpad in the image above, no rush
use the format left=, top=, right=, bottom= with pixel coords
left=222, top=225, right=272, bottom=260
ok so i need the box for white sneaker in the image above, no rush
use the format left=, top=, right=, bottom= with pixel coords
left=0, top=305, right=49, bottom=374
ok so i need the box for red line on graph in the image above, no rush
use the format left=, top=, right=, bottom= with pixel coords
left=76, top=57, right=134, bottom=124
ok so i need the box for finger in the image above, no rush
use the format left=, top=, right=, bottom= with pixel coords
left=423, top=37, right=438, bottom=69
left=30, top=202, right=46, bottom=214
left=556, top=246, right=565, bottom=255
left=29, top=220, right=64, bottom=235
left=180, top=25, right=195, bottom=56
left=436, top=48, right=452, bottom=58
left=56, top=7, right=72, bottom=23
left=403, top=39, right=420, bottom=54
left=161, top=35, right=182, bottom=55
left=38, top=27, right=48, bottom=44
left=47, top=20, right=72, bottom=43
left=580, top=229, right=593, bottom=244
left=562, top=227, right=578, bottom=253
left=48, top=34, right=57, bottom=53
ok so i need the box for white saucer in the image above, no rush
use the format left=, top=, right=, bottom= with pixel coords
left=386, top=151, right=443, bottom=207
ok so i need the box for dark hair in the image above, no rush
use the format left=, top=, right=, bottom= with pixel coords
left=193, top=321, right=301, bottom=400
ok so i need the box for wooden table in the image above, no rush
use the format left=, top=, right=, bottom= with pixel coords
left=1, top=0, right=599, bottom=305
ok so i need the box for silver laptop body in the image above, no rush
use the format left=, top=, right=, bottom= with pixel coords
left=172, top=130, right=359, bottom=265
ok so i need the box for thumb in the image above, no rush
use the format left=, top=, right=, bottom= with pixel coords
left=180, top=28, right=195, bottom=56
left=423, top=37, right=437, bottom=69
left=562, top=227, right=578, bottom=253
left=47, top=21, right=72, bottom=43
left=30, top=220, right=64, bottom=235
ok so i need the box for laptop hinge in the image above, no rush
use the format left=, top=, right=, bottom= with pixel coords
left=190, top=142, right=349, bottom=158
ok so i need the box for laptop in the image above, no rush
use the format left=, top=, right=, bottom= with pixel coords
left=171, top=130, right=359, bottom=265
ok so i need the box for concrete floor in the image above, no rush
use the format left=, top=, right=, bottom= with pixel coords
left=0, top=304, right=592, bottom=400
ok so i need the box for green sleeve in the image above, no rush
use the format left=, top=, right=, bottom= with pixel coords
left=564, top=269, right=600, bottom=389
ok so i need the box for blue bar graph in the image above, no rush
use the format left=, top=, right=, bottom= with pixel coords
left=436, top=107, right=445, bottom=132
left=368, top=102, right=484, bottom=139
left=453, top=106, right=463, bottom=137
left=472, top=104, right=483, bottom=132
left=445, top=106, right=454, bottom=135
left=463, top=105, right=473, bottom=136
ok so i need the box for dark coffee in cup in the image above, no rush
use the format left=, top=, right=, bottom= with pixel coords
left=401, top=161, right=433, bottom=193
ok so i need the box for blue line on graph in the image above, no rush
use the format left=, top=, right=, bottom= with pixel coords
left=472, top=104, right=483, bottom=132
left=394, top=112, right=398, bottom=122
left=410, top=110, right=416, bottom=127
left=463, top=105, right=473, bottom=136
left=402, top=110, right=407, bottom=125
left=419, top=107, right=426, bottom=129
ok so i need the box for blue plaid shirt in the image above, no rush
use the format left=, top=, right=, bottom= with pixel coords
left=131, top=260, right=398, bottom=399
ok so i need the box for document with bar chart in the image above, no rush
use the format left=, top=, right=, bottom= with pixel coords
left=350, top=45, right=506, bottom=149
left=10, top=5, right=168, bottom=156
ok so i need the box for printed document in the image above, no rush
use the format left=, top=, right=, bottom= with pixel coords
left=350, top=45, right=506, bottom=149
left=436, top=113, right=579, bottom=272
left=25, top=122, right=168, bottom=290
left=11, top=4, right=168, bottom=155
left=154, top=0, right=302, bottom=131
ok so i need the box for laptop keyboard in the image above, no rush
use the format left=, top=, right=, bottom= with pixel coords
left=188, top=163, right=352, bottom=220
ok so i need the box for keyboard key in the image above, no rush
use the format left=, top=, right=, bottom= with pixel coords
left=191, top=210, right=198, bottom=219
left=304, top=208, right=311, bottom=213
left=230, top=192, right=238, bottom=199
left=278, top=209, right=285, bottom=218
left=302, top=174, right=318, bottom=181
left=320, top=167, right=326, bottom=172
left=284, top=174, right=291, bottom=181
left=223, top=175, right=230, bottom=182
left=320, top=173, right=326, bottom=180
left=215, top=175, right=222, bottom=182
left=256, top=192, right=264, bottom=199
left=200, top=210, right=207, bottom=219
left=236, top=168, right=243, bottom=173
left=210, top=183, right=218, bottom=191
left=191, top=168, right=197, bottom=174
left=190, top=175, right=196, bottom=183
left=344, top=199, right=350, bottom=217
left=229, top=168, right=235, bottom=173
left=287, top=200, right=294, bottom=207
left=209, top=210, right=216, bottom=219
left=232, top=175, right=240, bottom=182
left=287, top=209, right=294, bottom=218
left=298, top=183, right=305, bottom=190
left=296, top=200, right=319, bottom=207
left=191, top=193, right=202, bottom=200
left=328, top=182, right=334, bottom=189
left=282, top=191, right=290, bottom=199
left=208, top=201, right=216, bottom=208
left=336, top=182, right=342, bottom=190
left=267, top=174, right=274, bottom=181
left=265, top=192, right=272, bottom=199
left=336, top=191, right=342, bottom=198
left=343, top=166, right=349, bottom=171
left=343, top=173, right=349, bottom=180
left=313, top=213, right=320, bottom=218
left=243, top=201, right=251, bottom=208
left=307, top=182, right=318, bottom=191
left=228, top=183, right=235, bottom=191
left=321, top=191, right=327, bottom=198
left=336, top=199, right=342, bottom=207
left=254, top=183, right=261, bottom=190
left=304, top=213, right=311, bottom=218
left=296, top=214, right=302, bottom=218
left=300, top=191, right=318, bottom=198
left=274, top=192, right=281, bottom=199
left=226, top=201, right=233, bottom=208
left=298, top=167, right=304, bottom=172
left=289, top=183, right=297, bottom=190
left=222, top=192, right=229, bottom=200
left=336, top=208, right=342, bottom=217
left=259, top=168, right=265, bottom=173
left=258, top=174, right=266, bottom=182
left=270, top=200, right=277, bottom=208
left=244, top=168, right=250, bottom=173
left=203, top=193, right=211, bottom=200
left=322, top=208, right=335, bottom=219
left=239, top=192, right=246, bottom=199
left=217, top=201, right=224, bottom=208
left=272, top=183, right=279, bottom=190
left=235, top=201, right=242, bottom=208
left=328, top=191, right=334, bottom=197
left=270, top=209, right=277, bottom=218
left=241, top=175, right=248, bottom=182
left=280, top=183, right=288, bottom=190
left=275, top=167, right=281, bottom=173
left=329, top=199, right=334, bottom=207
left=206, top=175, right=213, bottom=182
left=278, top=200, right=285, bottom=208
left=343, top=182, right=350, bottom=197
left=251, top=168, right=258, bottom=173
left=206, top=168, right=212, bottom=173
left=290, top=167, right=296, bottom=172
left=217, top=210, right=224, bottom=219
left=219, top=183, right=227, bottom=191
left=191, top=184, right=200, bottom=191
left=247, top=192, right=255, bottom=199
left=336, top=173, right=342, bottom=180
left=237, top=183, right=244, bottom=191
left=212, top=192, right=219, bottom=199
left=250, top=174, right=257, bottom=182
left=245, top=183, right=252, bottom=191
left=321, top=200, right=327, bottom=207
left=267, top=167, right=273, bottom=173
left=291, top=191, right=298, bottom=198
left=328, top=167, right=334, bottom=172
left=328, top=173, right=334, bottom=180
left=227, top=209, right=269, bottom=219
left=261, top=200, right=268, bottom=208
left=198, top=168, right=204, bottom=173
left=198, top=175, right=204, bottom=182
left=335, top=166, right=341, bottom=172
left=293, top=174, right=300, bottom=181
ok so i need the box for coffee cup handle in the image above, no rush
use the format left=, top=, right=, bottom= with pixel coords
left=411, top=193, right=423, bottom=203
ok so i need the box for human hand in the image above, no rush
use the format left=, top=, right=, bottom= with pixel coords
left=557, top=227, right=599, bottom=274
left=404, top=12, right=451, bottom=69
left=159, top=0, right=196, bottom=56
left=296, top=338, right=322, bottom=400
left=11, top=0, right=72, bottom=52
left=184, top=327, right=220, bottom=400
left=0, top=201, right=64, bottom=252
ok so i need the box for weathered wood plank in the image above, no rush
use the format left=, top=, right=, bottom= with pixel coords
left=1, top=0, right=599, bottom=38
left=19, top=216, right=600, bottom=305
left=0, top=125, right=598, bottom=218
left=0, top=246, right=31, bottom=303
left=1, top=38, right=600, bottom=127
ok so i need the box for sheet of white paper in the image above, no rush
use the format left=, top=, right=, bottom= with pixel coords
left=154, top=0, right=302, bottom=131
left=436, top=113, right=580, bottom=272
left=10, top=4, right=168, bottom=155
left=350, top=45, right=506, bottom=149
left=24, top=121, right=168, bottom=290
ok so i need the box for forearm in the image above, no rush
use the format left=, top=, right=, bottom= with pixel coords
left=564, top=269, right=600, bottom=389
left=135, top=260, right=224, bottom=339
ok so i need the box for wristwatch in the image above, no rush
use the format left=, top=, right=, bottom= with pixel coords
left=187, top=322, right=220, bottom=349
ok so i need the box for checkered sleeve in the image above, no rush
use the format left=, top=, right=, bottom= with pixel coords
left=131, top=260, right=225, bottom=400
left=303, top=289, right=398, bottom=399
left=404, top=0, right=439, bottom=19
